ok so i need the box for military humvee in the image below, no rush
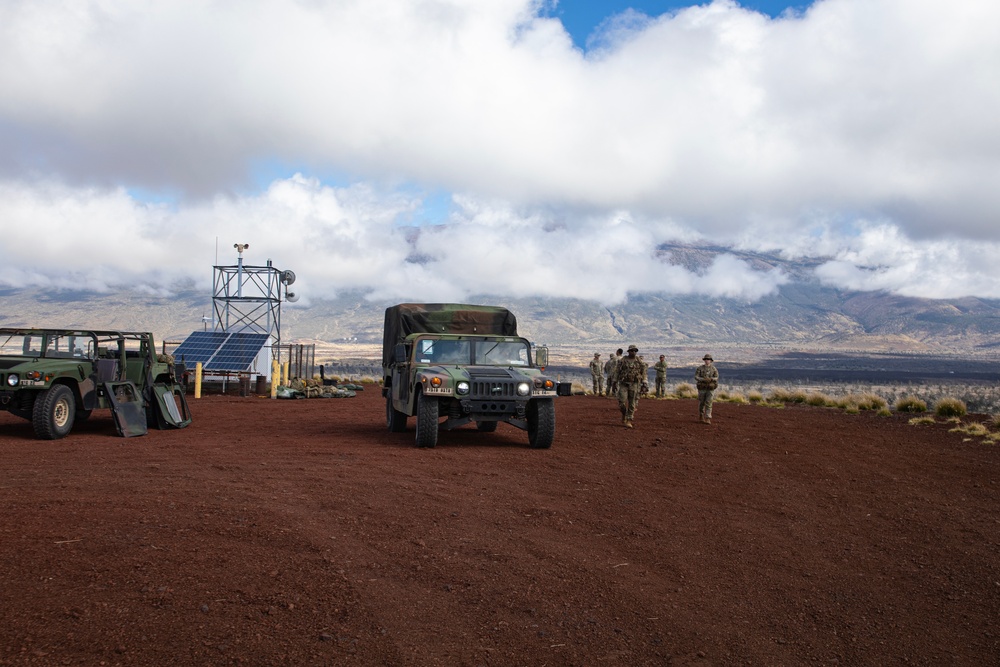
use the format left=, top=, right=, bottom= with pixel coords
left=382, top=303, right=571, bottom=448
left=0, top=328, right=191, bottom=439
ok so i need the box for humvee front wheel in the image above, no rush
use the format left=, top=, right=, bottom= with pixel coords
left=527, top=399, right=554, bottom=449
left=386, top=395, right=408, bottom=433
left=414, top=392, right=439, bottom=448
left=32, top=384, right=76, bottom=440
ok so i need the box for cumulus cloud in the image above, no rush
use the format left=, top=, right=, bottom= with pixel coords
left=0, top=0, right=998, bottom=302
left=0, top=176, right=791, bottom=303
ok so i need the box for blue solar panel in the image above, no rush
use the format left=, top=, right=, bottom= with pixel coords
left=208, top=333, right=269, bottom=371
left=173, top=331, right=269, bottom=371
left=173, top=332, right=228, bottom=365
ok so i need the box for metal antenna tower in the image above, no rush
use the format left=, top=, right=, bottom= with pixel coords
left=211, top=244, right=297, bottom=346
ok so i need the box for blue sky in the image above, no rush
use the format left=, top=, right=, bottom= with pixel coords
left=2, top=0, right=999, bottom=306
left=553, top=1, right=811, bottom=48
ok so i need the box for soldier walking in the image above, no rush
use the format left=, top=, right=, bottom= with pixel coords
left=589, top=353, right=604, bottom=395
left=615, top=345, right=645, bottom=428
left=694, top=353, right=719, bottom=424
left=653, top=354, right=668, bottom=398
left=604, top=349, right=620, bottom=397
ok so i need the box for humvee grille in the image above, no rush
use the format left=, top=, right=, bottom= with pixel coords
left=471, top=380, right=516, bottom=398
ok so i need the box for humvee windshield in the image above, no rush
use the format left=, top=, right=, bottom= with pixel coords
left=474, top=340, right=529, bottom=366
left=45, top=333, right=96, bottom=359
left=0, top=333, right=43, bottom=358
left=415, top=338, right=530, bottom=367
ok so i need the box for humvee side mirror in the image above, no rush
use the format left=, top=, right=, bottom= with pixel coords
left=535, top=346, right=548, bottom=369
left=394, top=343, right=408, bottom=364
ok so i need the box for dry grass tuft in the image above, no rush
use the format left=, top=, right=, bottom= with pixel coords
left=805, top=392, right=834, bottom=407
left=933, top=397, right=968, bottom=418
left=908, top=416, right=936, bottom=426
left=674, top=383, right=697, bottom=399
left=894, top=395, right=928, bottom=413
left=949, top=422, right=990, bottom=437
left=747, top=390, right=765, bottom=404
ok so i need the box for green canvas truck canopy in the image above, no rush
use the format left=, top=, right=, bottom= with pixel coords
left=382, top=303, right=518, bottom=366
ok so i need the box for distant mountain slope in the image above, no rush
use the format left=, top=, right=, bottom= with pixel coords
left=3, top=242, right=1000, bottom=359
left=4, top=283, right=1000, bottom=360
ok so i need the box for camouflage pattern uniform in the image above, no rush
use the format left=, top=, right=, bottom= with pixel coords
left=639, top=354, right=649, bottom=396
left=615, top=345, right=645, bottom=428
left=653, top=356, right=668, bottom=398
left=589, top=353, right=604, bottom=395
left=604, top=352, right=619, bottom=397
left=695, top=354, right=719, bottom=424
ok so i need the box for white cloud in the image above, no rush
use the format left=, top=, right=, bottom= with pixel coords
left=0, top=0, right=998, bottom=301
left=0, top=176, right=791, bottom=303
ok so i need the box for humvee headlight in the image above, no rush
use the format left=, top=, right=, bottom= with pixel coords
left=26, top=371, right=42, bottom=380
left=535, top=378, right=555, bottom=390
left=456, top=381, right=470, bottom=395
left=430, top=377, right=442, bottom=388
left=516, top=382, right=530, bottom=396
left=6, top=374, right=18, bottom=387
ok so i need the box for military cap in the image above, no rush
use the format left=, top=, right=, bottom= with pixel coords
left=703, top=353, right=713, bottom=360
left=594, top=352, right=600, bottom=357
left=628, top=344, right=639, bottom=352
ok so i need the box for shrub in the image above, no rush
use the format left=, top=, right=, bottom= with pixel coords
left=949, top=422, right=990, bottom=438
left=747, top=390, right=765, bottom=404
left=876, top=407, right=892, bottom=417
left=839, top=393, right=887, bottom=411
left=894, top=396, right=927, bottom=413
left=725, top=392, right=748, bottom=405
left=788, top=390, right=809, bottom=404
left=908, top=416, right=936, bottom=426
left=989, top=413, right=1000, bottom=430
left=769, top=388, right=809, bottom=404
left=805, top=391, right=833, bottom=407
left=858, top=393, right=888, bottom=411
left=933, top=397, right=967, bottom=418
left=674, top=383, right=697, bottom=399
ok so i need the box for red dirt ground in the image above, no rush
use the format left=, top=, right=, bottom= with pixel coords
left=1, top=389, right=998, bottom=666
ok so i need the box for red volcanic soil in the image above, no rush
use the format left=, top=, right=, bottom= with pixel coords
left=1, top=389, right=998, bottom=666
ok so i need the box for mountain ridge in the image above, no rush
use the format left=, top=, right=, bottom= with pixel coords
left=4, top=281, right=1000, bottom=366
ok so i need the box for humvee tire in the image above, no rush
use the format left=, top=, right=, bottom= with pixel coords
left=415, top=392, right=439, bottom=448
left=476, top=421, right=498, bottom=432
left=386, top=395, right=408, bottom=433
left=527, top=399, right=554, bottom=449
left=32, top=384, right=76, bottom=440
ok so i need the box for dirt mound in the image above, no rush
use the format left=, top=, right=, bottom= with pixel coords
left=1, top=390, right=997, bottom=665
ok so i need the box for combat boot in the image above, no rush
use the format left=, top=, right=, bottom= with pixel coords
left=625, top=420, right=633, bottom=429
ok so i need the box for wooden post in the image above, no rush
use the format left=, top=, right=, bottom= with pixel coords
left=194, top=362, right=203, bottom=399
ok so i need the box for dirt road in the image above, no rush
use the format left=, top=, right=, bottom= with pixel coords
left=1, top=389, right=998, bottom=665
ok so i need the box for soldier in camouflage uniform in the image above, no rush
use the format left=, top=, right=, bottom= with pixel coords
left=653, top=355, right=668, bottom=398
left=694, top=353, right=719, bottom=424
left=615, top=345, right=645, bottom=428
left=604, top=350, right=620, bottom=397
left=589, top=353, right=604, bottom=395
left=639, top=355, right=649, bottom=395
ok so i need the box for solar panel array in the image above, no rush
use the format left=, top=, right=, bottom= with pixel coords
left=173, top=331, right=269, bottom=371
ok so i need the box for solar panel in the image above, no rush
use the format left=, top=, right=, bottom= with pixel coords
left=208, top=332, right=269, bottom=371
left=173, top=331, right=228, bottom=365
left=172, top=331, right=270, bottom=371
